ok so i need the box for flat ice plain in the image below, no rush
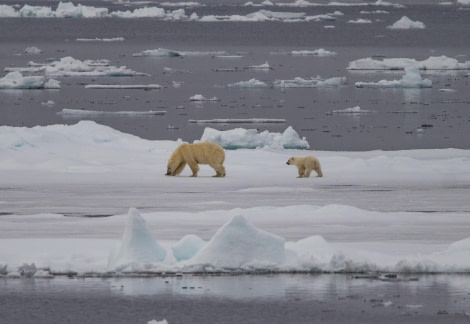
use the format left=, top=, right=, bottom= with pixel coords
left=1, top=0, right=470, bottom=323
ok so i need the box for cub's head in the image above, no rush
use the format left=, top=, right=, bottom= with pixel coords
left=286, top=157, right=296, bottom=165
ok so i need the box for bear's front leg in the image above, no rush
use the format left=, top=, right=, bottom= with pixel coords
left=297, top=166, right=305, bottom=178
left=188, top=161, right=199, bottom=177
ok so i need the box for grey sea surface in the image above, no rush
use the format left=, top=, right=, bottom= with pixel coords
left=1, top=274, right=470, bottom=324
left=1, top=3, right=469, bottom=150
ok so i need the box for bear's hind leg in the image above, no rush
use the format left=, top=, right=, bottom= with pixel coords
left=212, top=164, right=226, bottom=177
left=315, top=167, right=323, bottom=177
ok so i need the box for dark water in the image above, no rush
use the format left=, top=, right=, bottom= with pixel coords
left=1, top=274, right=470, bottom=324
left=1, top=3, right=470, bottom=150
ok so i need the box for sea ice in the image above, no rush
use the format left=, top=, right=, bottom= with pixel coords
left=329, top=106, right=371, bottom=114
left=189, top=94, right=219, bottom=101
left=199, top=126, right=310, bottom=150
left=0, top=71, right=60, bottom=89
left=188, top=215, right=285, bottom=270
left=273, top=76, right=346, bottom=88
left=355, top=67, right=432, bottom=88
left=108, top=208, right=167, bottom=271
left=387, top=16, right=425, bottom=29
left=58, top=109, right=166, bottom=117
left=347, top=55, right=470, bottom=70
left=228, top=78, right=269, bottom=88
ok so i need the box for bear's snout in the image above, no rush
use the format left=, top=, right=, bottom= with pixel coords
left=286, top=161, right=290, bottom=165
left=165, top=168, right=172, bottom=176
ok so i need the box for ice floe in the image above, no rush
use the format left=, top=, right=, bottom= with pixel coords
left=355, top=67, right=432, bottom=88
left=199, top=126, right=310, bottom=150
left=0, top=71, right=60, bottom=89
left=85, top=84, right=162, bottom=89
left=133, top=48, right=226, bottom=57
left=228, top=78, right=270, bottom=88
left=387, top=16, right=426, bottom=29
left=24, top=46, right=42, bottom=54
left=289, top=48, right=337, bottom=56
left=189, top=118, right=287, bottom=125
left=108, top=208, right=167, bottom=272
left=248, top=61, right=273, bottom=71
left=273, top=76, right=346, bottom=88
left=189, top=94, right=219, bottom=101
left=76, top=37, right=125, bottom=42
left=58, top=109, right=167, bottom=117
left=329, top=106, right=371, bottom=114
left=5, top=56, right=146, bottom=77
left=347, top=55, right=470, bottom=70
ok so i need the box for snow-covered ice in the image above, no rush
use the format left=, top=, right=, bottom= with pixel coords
left=348, top=55, right=470, bottom=70
left=228, top=78, right=270, bottom=88
left=189, top=94, right=219, bottom=101
left=0, top=71, right=60, bottom=89
left=5, top=56, right=146, bottom=77
left=199, top=126, right=310, bottom=149
left=329, top=106, right=371, bottom=114
left=85, top=84, right=162, bottom=90
left=355, top=67, right=432, bottom=88
left=58, top=109, right=167, bottom=117
left=387, top=16, right=426, bottom=29
left=0, top=122, right=469, bottom=276
left=273, top=76, right=346, bottom=88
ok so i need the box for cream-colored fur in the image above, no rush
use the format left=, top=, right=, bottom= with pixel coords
left=286, top=156, right=323, bottom=178
left=166, top=142, right=226, bottom=177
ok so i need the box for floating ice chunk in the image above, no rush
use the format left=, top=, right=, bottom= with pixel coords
left=147, top=319, right=168, bottom=324
left=56, top=1, right=109, bottom=18
left=11, top=56, right=147, bottom=77
left=19, top=5, right=54, bottom=17
left=58, top=109, right=166, bottom=117
left=0, top=5, right=20, bottom=17
left=458, top=0, right=470, bottom=4
left=330, top=106, right=371, bottom=114
left=348, top=18, right=372, bottom=23
left=18, top=263, right=37, bottom=277
left=85, top=84, right=162, bottom=89
left=0, top=71, right=60, bottom=89
left=108, top=208, right=166, bottom=271
left=190, top=118, right=286, bottom=125
left=24, top=46, right=42, bottom=54
left=274, top=76, right=345, bottom=88
left=41, top=100, right=56, bottom=106
left=347, top=55, right=470, bottom=70
left=305, top=13, right=338, bottom=22
left=290, top=48, right=336, bottom=56
left=133, top=47, right=226, bottom=57
left=248, top=61, right=272, bottom=70
left=76, top=37, right=125, bottom=42
left=387, top=16, right=425, bottom=29
left=189, top=94, right=219, bottom=101
left=172, top=234, right=206, bottom=261
left=199, top=126, right=310, bottom=150
left=189, top=215, right=285, bottom=270
left=228, top=78, right=269, bottom=88
left=355, top=67, right=432, bottom=88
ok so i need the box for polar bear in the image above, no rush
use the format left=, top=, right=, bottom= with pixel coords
left=166, top=142, right=226, bottom=177
left=286, top=156, right=323, bottom=178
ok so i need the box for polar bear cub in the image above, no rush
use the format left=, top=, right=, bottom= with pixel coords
left=286, top=156, right=323, bottom=178
left=166, top=142, right=226, bottom=177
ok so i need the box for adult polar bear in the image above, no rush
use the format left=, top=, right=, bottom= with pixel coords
left=286, top=156, right=323, bottom=178
left=166, top=142, right=226, bottom=177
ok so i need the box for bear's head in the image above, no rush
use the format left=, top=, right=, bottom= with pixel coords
left=166, top=155, right=181, bottom=176
left=286, top=157, right=295, bottom=165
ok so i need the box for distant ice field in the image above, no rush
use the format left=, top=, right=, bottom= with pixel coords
left=1, top=2, right=469, bottom=150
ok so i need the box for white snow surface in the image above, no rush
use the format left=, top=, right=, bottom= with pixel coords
left=199, top=126, right=310, bottom=149
left=387, top=16, right=426, bottom=29
left=0, top=71, right=60, bottom=89
left=355, top=67, right=432, bottom=88
left=348, top=55, right=470, bottom=70
left=1, top=121, right=470, bottom=276
left=5, top=56, right=146, bottom=77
